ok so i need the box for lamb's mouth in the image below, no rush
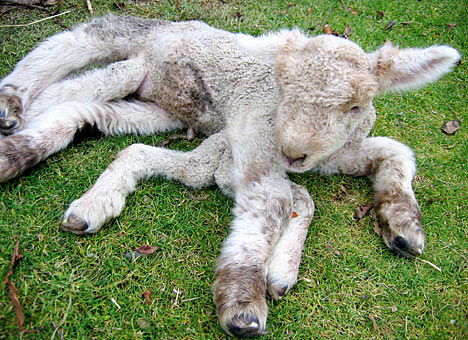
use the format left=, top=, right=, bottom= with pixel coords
left=282, top=153, right=308, bottom=172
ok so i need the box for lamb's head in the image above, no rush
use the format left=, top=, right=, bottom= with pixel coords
left=240, top=31, right=461, bottom=172
left=274, top=35, right=379, bottom=172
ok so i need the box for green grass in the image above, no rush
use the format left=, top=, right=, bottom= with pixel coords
left=0, top=0, right=466, bottom=338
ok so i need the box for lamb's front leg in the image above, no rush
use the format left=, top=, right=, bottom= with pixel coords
left=213, top=174, right=293, bottom=337
left=321, top=137, right=425, bottom=258
left=266, top=183, right=315, bottom=300
left=62, top=133, right=227, bottom=234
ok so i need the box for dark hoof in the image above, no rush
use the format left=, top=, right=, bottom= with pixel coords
left=267, top=283, right=289, bottom=300
left=61, top=214, right=89, bottom=234
left=227, top=314, right=266, bottom=338
left=0, top=118, right=20, bottom=135
left=390, top=236, right=423, bottom=259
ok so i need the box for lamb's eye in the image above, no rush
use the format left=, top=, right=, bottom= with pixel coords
left=350, top=106, right=360, bottom=113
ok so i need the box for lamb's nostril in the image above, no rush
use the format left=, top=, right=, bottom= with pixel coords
left=393, top=236, right=410, bottom=251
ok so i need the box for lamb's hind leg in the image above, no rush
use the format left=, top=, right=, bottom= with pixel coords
left=0, top=100, right=182, bottom=182
left=61, top=133, right=228, bottom=234
left=319, top=137, right=425, bottom=258
left=0, top=14, right=155, bottom=134
left=266, top=183, right=314, bottom=300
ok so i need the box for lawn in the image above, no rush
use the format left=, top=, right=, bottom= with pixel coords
left=0, top=0, right=466, bottom=339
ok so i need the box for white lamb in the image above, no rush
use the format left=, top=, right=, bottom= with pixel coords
left=0, top=15, right=460, bottom=337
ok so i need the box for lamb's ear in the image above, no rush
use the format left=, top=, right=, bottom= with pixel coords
left=236, top=29, right=308, bottom=64
left=369, top=42, right=461, bottom=93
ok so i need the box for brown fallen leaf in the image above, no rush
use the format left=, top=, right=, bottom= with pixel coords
left=350, top=9, right=357, bottom=15
left=376, top=11, right=384, bottom=19
left=7, top=280, right=23, bottom=330
left=323, top=24, right=339, bottom=36
left=385, top=20, right=398, bottom=30
left=135, top=245, right=159, bottom=255
left=141, top=291, right=151, bottom=304
left=355, top=203, right=374, bottom=220
left=447, top=23, right=457, bottom=31
left=343, top=25, right=352, bottom=38
left=3, top=241, right=25, bottom=331
left=307, top=7, right=312, bottom=15
left=291, top=211, right=299, bottom=218
left=441, top=120, right=460, bottom=135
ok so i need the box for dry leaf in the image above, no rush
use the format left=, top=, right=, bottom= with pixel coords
left=141, top=291, right=151, bottom=304
left=447, top=23, right=457, bottom=31
left=323, top=24, right=339, bottom=35
left=343, top=25, right=352, bottom=38
left=307, top=7, right=312, bottom=15
left=7, top=281, right=24, bottom=329
left=351, top=9, right=357, bottom=15
left=441, top=120, right=460, bottom=135
left=291, top=211, right=299, bottom=218
left=4, top=241, right=25, bottom=330
left=355, top=203, right=374, bottom=220
left=385, top=20, right=398, bottom=30
left=376, top=11, right=384, bottom=18
left=135, top=245, right=159, bottom=255
left=323, top=24, right=332, bottom=34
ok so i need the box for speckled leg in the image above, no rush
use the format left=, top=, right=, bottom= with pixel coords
left=0, top=15, right=154, bottom=134
left=318, top=136, right=425, bottom=258
left=62, top=133, right=228, bottom=234
left=266, top=183, right=314, bottom=300
left=0, top=100, right=180, bottom=183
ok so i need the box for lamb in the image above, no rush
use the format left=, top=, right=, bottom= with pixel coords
left=0, top=15, right=460, bottom=337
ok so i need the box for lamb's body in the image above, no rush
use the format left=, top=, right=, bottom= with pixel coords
left=0, top=15, right=460, bottom=337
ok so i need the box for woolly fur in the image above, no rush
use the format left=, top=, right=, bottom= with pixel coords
left=0, top=15, right=460, bottom=337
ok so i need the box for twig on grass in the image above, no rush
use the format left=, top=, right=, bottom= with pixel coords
left=110, top=298, right=121, bottom=310
left=0, top=9, right=72, bottom=28
left=84, top=0, right=93, bottom=14
left=416, top=258, right=442, bottom=272
left=3, top=240, right=25, bottom=331
left=181, top=296, right=201, bottom=303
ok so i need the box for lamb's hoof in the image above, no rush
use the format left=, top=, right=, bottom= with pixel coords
left=61, top=214, right=89, bottom=235
left=226, top=313, right=267, bottom=338
left=389, top=235, right=424, bottom=259
left=0, top=114, right=22, bottom=135
left=377, top=199, right=425, bottom=259
left=0, top=90, right=23, bottom=135
left=267, top=283, right=289, bottom=300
